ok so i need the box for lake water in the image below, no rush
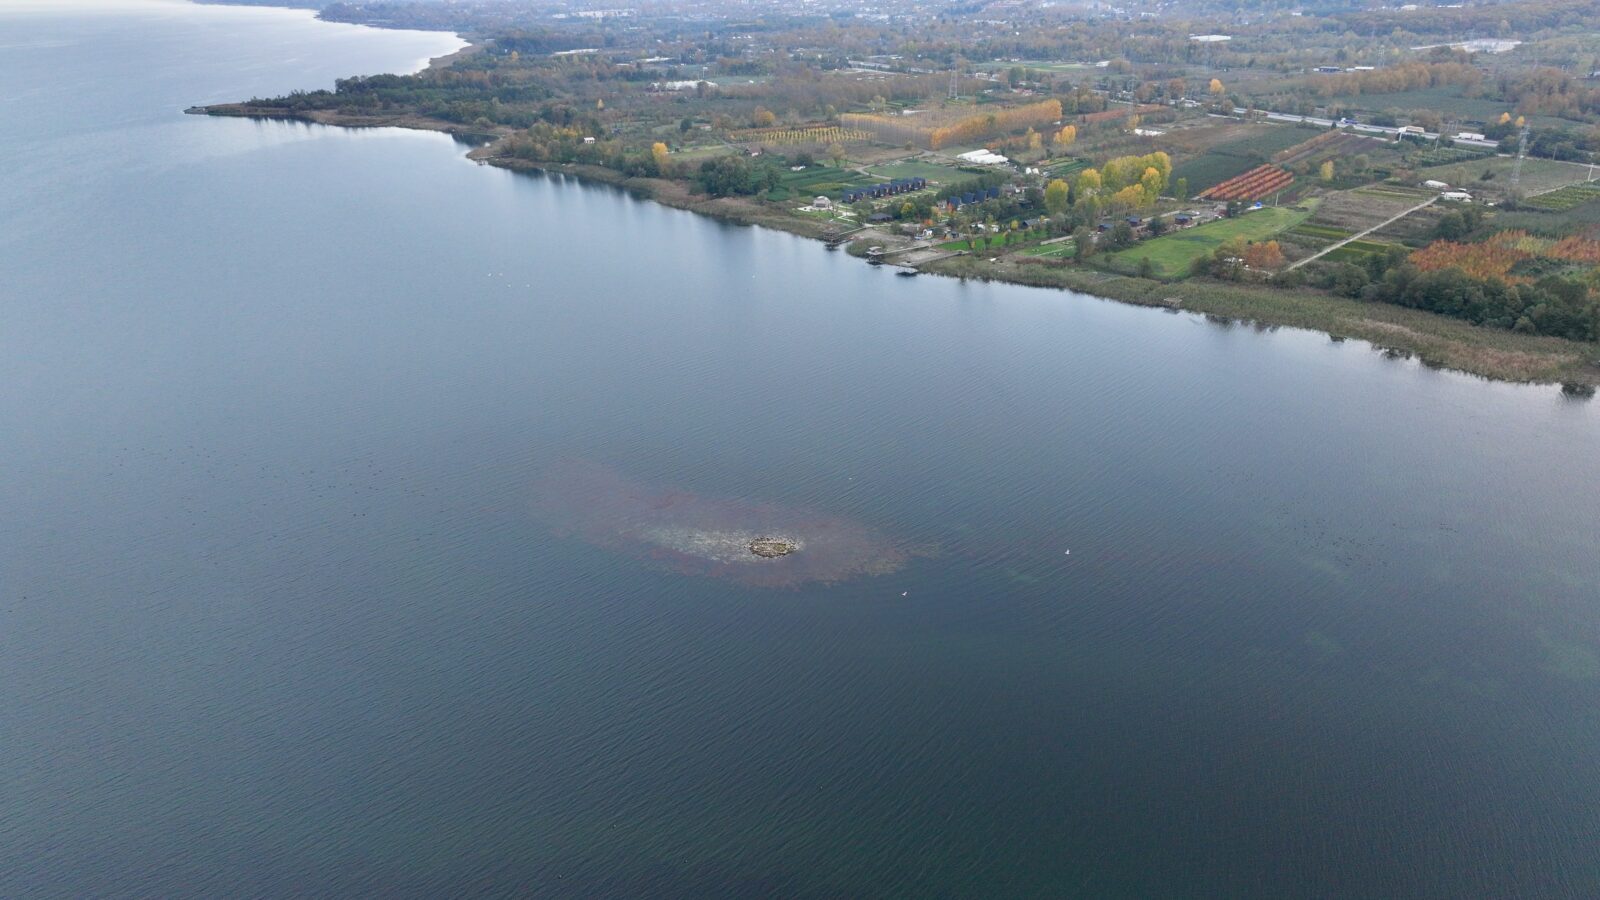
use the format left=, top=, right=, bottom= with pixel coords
left=3, top=3, right=1599, bottom=896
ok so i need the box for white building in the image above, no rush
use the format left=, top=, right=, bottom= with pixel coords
left=650, top=80, right=715, bottom=92
left=1422, top=179, right=1450, bottom=190
left=956, top=149, right=1009, bottom=166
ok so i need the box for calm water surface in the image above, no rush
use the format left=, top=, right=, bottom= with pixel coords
left=2, top=3, right=1598, bottom=896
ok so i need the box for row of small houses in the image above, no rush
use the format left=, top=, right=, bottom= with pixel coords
left=1096, top=213, right=1196, bottom=233
left=841, top=178, right=927, bottom=204
left=944, top=186, right=1003, bottom=209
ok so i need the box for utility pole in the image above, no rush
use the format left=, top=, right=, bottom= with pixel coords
left=1511, top=123, right=1529, bottom=190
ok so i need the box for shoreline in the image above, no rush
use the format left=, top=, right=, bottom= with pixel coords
left=189, top=100, right=1600, bottom=388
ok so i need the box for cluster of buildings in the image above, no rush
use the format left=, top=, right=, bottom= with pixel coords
left=944, top=186, right=1003, bottom=208
left=841, top=178, right=928, bottom=204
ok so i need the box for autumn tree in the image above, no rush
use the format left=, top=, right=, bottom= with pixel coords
left=1209, top=78, right=1225, bottom=96
left=1109, top=185, right=1146, bottom=213
left=1242, top=240, right=1285, bottom=269
left=753, top=106, right=777, bottom=128
left=651, top=141, right=670, bottom=173
left=826, top=142, right=846, bottom=167
left=1053, top=125, right=1077, bottom=149
left=1044, top=178, right=1070, bottom=216
left=1139, top=166, right=1164, bottom=203
left=1319, top=160, right=1335, bottom=182
left=1074, top=168, right=1102, bottom=198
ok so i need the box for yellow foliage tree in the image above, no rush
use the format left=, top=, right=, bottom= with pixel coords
left=1110, top=185, right=1146, bottom=213
left=1044, top=178, right=1070, bottom=216
left=1054, top=125, right=1077, bottom=148
left=1209, top=78, right=1225, bottom=95
left=1319, top=159, right=1335, bottom=182
left=651, top=141, right=670, bottom=171
left=753, top=106, right=777, bottom=128
left=1139, top=166, right=1164, bottom=203
left=1075, top=168, right=1102, bottom=197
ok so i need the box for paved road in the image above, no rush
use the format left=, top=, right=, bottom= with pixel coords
left=1288, top=195, right=1438, bottom=270
left=1220, top=109, right=1503, bottom=149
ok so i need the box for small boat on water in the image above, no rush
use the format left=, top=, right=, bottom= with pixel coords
left=896, top=269, right=918, bottom=277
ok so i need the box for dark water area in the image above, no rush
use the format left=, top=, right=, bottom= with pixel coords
left=2, top=3, right=1599, bottom=896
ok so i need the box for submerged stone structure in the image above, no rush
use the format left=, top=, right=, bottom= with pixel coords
left=532, top=459, right=907, bottom=587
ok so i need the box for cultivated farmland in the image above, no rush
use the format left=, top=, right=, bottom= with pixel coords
left=1414, top=157, right=1596, bottom=200
left=1522, top=181, right=1600, bottom=211
left=1198, top=164, right=1294, bottom=201
left=1101, top=205, right=1314, bottom=278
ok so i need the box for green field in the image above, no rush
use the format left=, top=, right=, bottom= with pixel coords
left=1042, top=156, right=1089, bottom=175
left=1406, top=146, right=1492, bottom=167
left=1323, top=238, right=1397, bottom=263
left=863, top=160, right=968, bottom=183
left=670, top=144, right=739, bottom=162
left=1102, top=204, right=1314, bottom=278
left=1414, top=157, right=1595, bottom=197
left=1522, top=181, right=1600, bottom=211
left=1211, top=126, right=1319, bottom=159
left=1287, top=223, right=1354, bottom=240
left=1018, top=240, right=1076, bottom=258
left=1173, top=154, right=1258, bottom=193
left=765, top=165, right=877, bottom=200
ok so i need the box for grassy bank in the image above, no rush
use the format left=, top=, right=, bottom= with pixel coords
left=927, top=256, right=1600, bottom=385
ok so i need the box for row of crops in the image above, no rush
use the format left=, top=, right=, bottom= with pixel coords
left=1283, top=222, right=1354, bottom=249
left=1521, top=181, right=1600, bottom=211
left=1197, top=164, right=1294, bottom=201
left=1323, top=239, right=1396, bottom=263
left=1043, top=157, right=1089, bottom=176
left=730, top=126, right=870, bottom=145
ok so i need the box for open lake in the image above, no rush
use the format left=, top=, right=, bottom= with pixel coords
left=3, top=2, right=1598, bottom=896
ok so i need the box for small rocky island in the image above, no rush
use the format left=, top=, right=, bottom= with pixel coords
left=748, top=537, right=798, bottom=558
